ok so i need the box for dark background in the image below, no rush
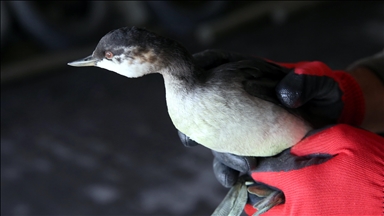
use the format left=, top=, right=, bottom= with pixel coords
left=1, top=1, right=383, bottom=215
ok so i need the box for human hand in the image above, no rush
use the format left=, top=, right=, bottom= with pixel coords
left=273, top=60, right=365, bottom=127
left=207, top=125, right=383, bottom=215
left=244, top=124, right=383, bottom=215
left=347, top=50, right=384, bottom=133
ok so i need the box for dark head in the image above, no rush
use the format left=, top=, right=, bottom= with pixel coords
left=68, top=27, right=193, bottom=78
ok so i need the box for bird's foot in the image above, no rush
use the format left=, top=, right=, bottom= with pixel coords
left=247, top=183, right=285, bottom=216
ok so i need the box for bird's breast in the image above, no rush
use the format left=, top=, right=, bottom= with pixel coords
left=165, top=82, right=312, bottom=157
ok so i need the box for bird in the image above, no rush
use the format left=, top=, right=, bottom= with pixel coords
left=68, top=26, right=315, bottom=157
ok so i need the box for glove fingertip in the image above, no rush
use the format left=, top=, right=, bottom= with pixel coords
left=212, top=151, right=257, bottom=173
left=276, top=88, right=301, bottom=108
left=213, top=158, right=239, bottom=188
left=276, top=73, right=304, bottom=108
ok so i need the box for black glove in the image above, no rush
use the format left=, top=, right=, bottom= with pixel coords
left=274, top=61, right=365, bottom=126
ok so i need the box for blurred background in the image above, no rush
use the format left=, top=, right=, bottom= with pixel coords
left=1, top=1, right=383, bottom=215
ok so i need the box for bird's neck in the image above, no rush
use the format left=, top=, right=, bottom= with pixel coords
left=159, top=51, right=202, bottom=93
left=160, top=65, right=196, bottom=97
left=153, top=36, right=202, bottom=86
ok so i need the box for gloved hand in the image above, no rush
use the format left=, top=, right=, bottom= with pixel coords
left=272, top=60, right=365, bottom=126
left=180, top=125, right=384, bottom=215
left=243, top=124, right=384, bottom=215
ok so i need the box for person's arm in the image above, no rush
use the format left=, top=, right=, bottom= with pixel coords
left=347, top=49, right=384, bottom=134
left=349, top=67, right=384, bottom=133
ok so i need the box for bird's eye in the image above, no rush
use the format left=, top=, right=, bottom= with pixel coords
left=105, top=51, right=114, bottom=59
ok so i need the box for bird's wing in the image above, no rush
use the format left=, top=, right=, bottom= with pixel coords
left=221, top=59, right=334, bottom=128
left=195, top=52, right=329, bottom=128
left=193, top=49, right=265, bottom=71
left=216, top=58, right=290, bottom=106
left=193, top=49, right=289, bottom=105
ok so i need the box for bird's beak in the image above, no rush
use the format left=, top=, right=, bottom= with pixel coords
left=67, top=55, right=97, bottom=67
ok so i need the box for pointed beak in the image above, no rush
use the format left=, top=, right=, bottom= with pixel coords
left=67, top=55, right=98, bottom=67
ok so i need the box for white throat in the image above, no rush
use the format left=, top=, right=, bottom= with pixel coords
left=96, top=56, right=156, bottom=78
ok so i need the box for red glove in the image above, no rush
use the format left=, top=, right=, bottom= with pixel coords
left=245, top=124, right=384, bottom=215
